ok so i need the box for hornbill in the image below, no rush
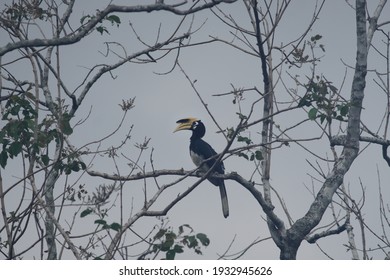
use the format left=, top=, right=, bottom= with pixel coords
left=174, top=117, right=229, bottom=218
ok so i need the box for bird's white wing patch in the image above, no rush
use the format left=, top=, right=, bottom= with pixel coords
left=190, top=150, right=203, bottom=167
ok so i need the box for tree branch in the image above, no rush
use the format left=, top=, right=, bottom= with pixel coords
left=283, top=0, right=368, bottom=259
left=367, top=0, right=388, bottom=49
left=70, top=32, right=191, bottom=117
left=88, top=167, right=284, bottom=234
left=306, top=222, right=347, bottom=244
left=0, top=1, right=236, bottom=56
left=331, top=135, right=390, bottom=167
left=382, top=144, right=390, bottom=166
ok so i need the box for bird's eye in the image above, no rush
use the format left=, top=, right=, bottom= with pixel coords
left=192, top=121, right=199, bottom=130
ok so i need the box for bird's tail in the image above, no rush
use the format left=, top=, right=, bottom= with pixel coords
left=219, top=181, right=229, bottom=218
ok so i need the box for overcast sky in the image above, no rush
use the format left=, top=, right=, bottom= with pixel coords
left=1, top=0, right=390, bottom=260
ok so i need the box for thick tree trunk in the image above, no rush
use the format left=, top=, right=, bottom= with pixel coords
left=43, top=141, right=62, bottom=260
left=276, top=0, right=368, bottom=259
left=44, top=171, right=58, bottom=260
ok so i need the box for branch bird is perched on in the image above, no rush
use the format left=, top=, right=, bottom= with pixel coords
left=174, top=117, right=229, bottom=218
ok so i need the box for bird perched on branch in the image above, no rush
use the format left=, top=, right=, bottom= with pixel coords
left=174, top=117, right=229, bottom=218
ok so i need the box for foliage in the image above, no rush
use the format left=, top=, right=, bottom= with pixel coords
left=299, top=76, right=350, bottom=123
left=236, top=133, right=263, bottom=161
left=0, top=95, right=55, bottom=168
left=80, top=14, right=121, bottom=35
left=142, top=224, right=210, bottom=260
left=3, top=1, right=51, bottom=22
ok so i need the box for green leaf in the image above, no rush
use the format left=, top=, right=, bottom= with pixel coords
left=308, top=108, right=318, bottom=120
left=41, top=154, right=50, bottom=166
left=178, top=224, right=192, bottom=235
left=80, top=15, right=91, bottom=24
left=320, top=114, right=326, bottom=124
left=154, top=229, right=166, bottom=240
left=165, top=232, right=176, bottom=241
left=237, top=152, right=249, bottom=160
left=80, top=208, right=93, bottom=218
left=195, top=248, right=202, bottom=255
left=64, top=166, right=72, bottom=175
left=298, top=95, right=311, bottom=107
left=196, top=233, right=210, bottom=246
left=161, top=239, right=174, bottom=251
left=80, top=161, right=87, bottom=170
left=96, top=25, right=109, bottom=35
left=311, top=34, right=322, bottom=42
left=110, top=222, right=121, bottom=232
left=9, top=141, right=23, bottom=157
left=60, top=114, right=73, bottom=135
left=10, top=104, right=21, bottom=116
left=0, top=150, right=8, bottom=168
left=94, top=219, right=107, bottom=225
left=166, top=250, right=175, bottom=260
left=173, top=244, right=184, bottom=253
left=340, top=104, right=349, bottom=117
left=106, top=15, right=121, bottom=26
left=255, top=150, right=263, bottom=161
left=186, top=235, right=198, bottom=248
left=152, top=244, right=161, bottom=252
left=237, top=135, right=252, bottom=145
left=71, top=161, right=80, bottom=172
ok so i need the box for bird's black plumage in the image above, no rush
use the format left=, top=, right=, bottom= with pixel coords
left=175, top=118, right=229, bottom=218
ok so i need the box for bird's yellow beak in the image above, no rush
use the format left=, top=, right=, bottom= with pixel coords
left=174, top=117, right=199, bottom=132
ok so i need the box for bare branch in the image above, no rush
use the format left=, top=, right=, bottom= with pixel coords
left=306, top=222, right=347, bottom=244
left=0, top=1, right=237, bottom=56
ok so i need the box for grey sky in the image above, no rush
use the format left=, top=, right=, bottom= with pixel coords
left=1, top=0, right=390, bottom=259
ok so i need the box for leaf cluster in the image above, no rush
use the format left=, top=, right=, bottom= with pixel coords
left=289, top=34, right=325, bottom=67
left=80, top=204, right=121, bottom=232
left=147, top=224, right=210, bottom=260
left=0, top=95, right=57, bottom=168
left=80, top=14, right=121, bottom=35
left=2, top=1, right=51, bottom=23
left=235, top=132, right=263, bottom=161
left=56, top=155, right=86, bottom=175
left=298, top=77, right=350, bottom=124
left=0, top=95, right=87, bottom=177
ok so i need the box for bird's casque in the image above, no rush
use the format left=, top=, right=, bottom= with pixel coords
left=174, top=118, right=229, bottom=218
